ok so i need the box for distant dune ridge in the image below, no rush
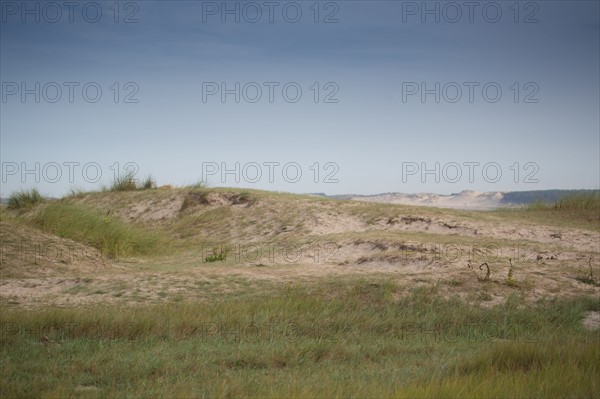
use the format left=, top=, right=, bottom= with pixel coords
left=326, top=189, right=599, bottom=210
left=347, top=190, right=505, bottom=210
left=2, top=189, right=596, bottom=210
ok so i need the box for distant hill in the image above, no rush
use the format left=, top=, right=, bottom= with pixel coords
left=325, top=189, right=599, bottom=210
left=4, top=189, right=597, bottom=210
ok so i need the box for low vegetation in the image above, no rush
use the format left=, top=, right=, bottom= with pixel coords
left=204, top=251, right=227, bottom=263
left=28, top=201, right=166, bottom=259
left=0, top=282, right=598, bottom=398
left=527, top=192, right=600, bottom=212
left=495, top=192, right=600, bottom=231
left=6, top=189, right=44, bottom=210
left=108, top=172, right=156, bottom=192
left=501, top=189, right=599, bottom=205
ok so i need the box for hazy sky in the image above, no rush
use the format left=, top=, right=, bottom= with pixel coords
left=1, top=0, right=599, bottom=197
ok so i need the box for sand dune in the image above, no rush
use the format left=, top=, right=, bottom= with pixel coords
left=348, top=190, right=509, bottom=210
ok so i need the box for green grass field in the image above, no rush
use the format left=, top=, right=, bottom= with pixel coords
left=1, top=281, right=598, bottom=398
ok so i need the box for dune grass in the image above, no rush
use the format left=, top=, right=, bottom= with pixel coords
left=6, top=189, right=44, bottom=210
left=494, top=192, right=600, bottom=231
left=526, top=192, right=600, bottom=212
left=107, top=172, right=156, bottom=192
left=532, top=193, right=600, bottom=229
left=0, top=280, right=598, bottom=398
left=28, top=201, right=167, bottom=259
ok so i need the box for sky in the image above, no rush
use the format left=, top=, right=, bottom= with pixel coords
left=1, top=0, right=599, bottom=197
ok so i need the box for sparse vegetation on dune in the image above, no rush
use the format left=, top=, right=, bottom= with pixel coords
left=106, top=172, right=157, bottom=192
left=501, top=189, right=600, bottom=205
left=527, top=192, right=600, bottom=213
left=6, top=189, right=44, bottom=210
left=140, top=174, right=157, bottom=190
left=27, top=201, right=167, bottom=259
left=495, top=192, right=600, bottom=231
left=1, top=183, right=599, bottom=398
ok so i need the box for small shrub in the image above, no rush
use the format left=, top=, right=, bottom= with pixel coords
left=205, top=252, right=226, bottom=262
left=7, top=189, right=44, bottom=210
left=204, top=246, right=227, bottom=263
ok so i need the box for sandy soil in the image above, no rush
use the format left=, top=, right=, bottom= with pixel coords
left=1, top=191, right=598, bottom=309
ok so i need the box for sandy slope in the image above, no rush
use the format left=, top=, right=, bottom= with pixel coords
left=1, top=189, right=598, bottom=308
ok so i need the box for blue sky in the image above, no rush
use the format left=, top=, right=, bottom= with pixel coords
left=1, top=0, right=599, bottom=197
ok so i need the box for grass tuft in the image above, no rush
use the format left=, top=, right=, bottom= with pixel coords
left=109, top=172, right=156, bottom=192
left=141, top=174, right=157, bottom=190
left=7, top=189, right=44, bottom=210
left=110, top=172, right=139, bottom=192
